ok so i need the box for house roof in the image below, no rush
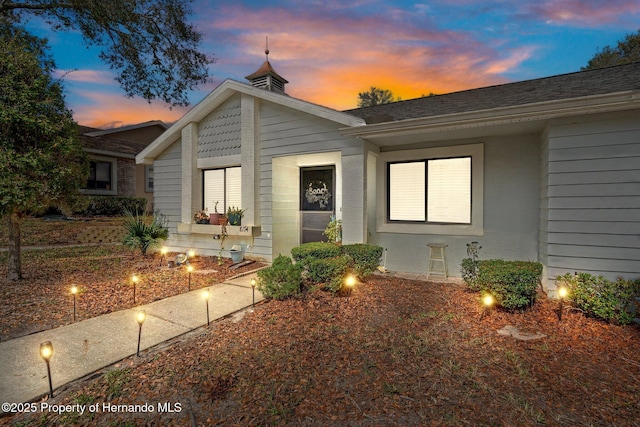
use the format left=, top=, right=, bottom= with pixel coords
left=83, top=120, right=168, bottom=139
left=345, top=62, right=640, bottom=123
left=78, top=125, right=155, bottom=158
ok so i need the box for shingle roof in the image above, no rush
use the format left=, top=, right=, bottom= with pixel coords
left=344, top=62, right=640, bottom=123
left=78, top=126, right=149, bottom=156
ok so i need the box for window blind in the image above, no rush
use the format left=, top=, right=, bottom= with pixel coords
left=427, top=157, right=471, bottom=223
left=389, top=162, right=426, bottom=221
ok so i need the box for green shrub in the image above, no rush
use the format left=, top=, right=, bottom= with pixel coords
left=342, top=244, right=383, bottom=279
left=257, top=255, right=303, bottom=300
left=556, top=272, right=640, bottom=324
left=291, top=242, right=342, bottom=265
left=461, top=259, right=542, bottom=310
left=122, top=210, right=169, bottom=255
left=305, top=255, right=352, bottom=293
left=76, top=196, right=147, bottom=216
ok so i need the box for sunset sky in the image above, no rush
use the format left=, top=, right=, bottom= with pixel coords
left=23, top=0, right=640, bottom=129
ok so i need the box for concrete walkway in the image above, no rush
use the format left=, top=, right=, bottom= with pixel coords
left=0, top=272, right=264, bottom=409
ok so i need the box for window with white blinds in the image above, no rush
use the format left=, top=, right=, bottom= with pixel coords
left=388, top=157, right=471, bottom=224
left=203, top=167, right=241, bottom=213
left=427, top=157, right=471, bottom=223
left=389, top=162, right=425, bottom=221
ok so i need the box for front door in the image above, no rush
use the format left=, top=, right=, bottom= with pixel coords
left=300, top=166, right=335, bottom=244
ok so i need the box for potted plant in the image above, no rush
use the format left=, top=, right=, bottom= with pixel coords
left=227, top=206, right=246, bottom=226
left=209, top=201, right=221, bottom=225
left=218, top=214, right=228, bottom=226
left=193, top=209, right=210, bottom=224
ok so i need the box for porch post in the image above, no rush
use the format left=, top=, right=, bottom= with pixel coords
left=181, top=122, right=199, bottom=224
left=341, top=152, right=367, bottom=244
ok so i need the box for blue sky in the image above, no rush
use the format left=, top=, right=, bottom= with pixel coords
left=23, top=0, right=640, bottom=128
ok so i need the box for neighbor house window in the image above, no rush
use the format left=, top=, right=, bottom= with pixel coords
left=87, top=160, right=113, bottom=190
left=145, top=165, right=154, bottom=192
left=203, top=167, right=241, bottom=213
left=388, top=156, right=471, bottom=224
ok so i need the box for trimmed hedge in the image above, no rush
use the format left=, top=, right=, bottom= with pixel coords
left=75, top=196, right=147, bottom=216
left=257, top=255, right=303, bottom=300
left=305, top=256, right=352, bottom=293
left=342, top=244, right=383, bottom=279
left=461, top=259, right=542, bottom=310
left=288, top=242, right=383, bottom=294
left=291, top=242, right=342, bottom=265
left=556, top=272, right=640, bottom=324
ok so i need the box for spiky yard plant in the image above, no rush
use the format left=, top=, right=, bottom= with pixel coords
left=122, top=209, right=169, bottom=256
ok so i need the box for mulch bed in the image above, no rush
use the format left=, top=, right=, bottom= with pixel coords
left=2, top=269, right=639, bottom=426
left=0, top=246, right=263, bottom=341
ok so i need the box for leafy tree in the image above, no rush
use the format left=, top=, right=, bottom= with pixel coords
left=582, top=29, right=640, bottom=70
left=1, top=0, right=212, bottom=106
left=0, top=21, right=88, bottom=280
left=357, top=86, right=399, bottom=107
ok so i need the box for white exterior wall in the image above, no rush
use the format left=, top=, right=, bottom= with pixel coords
left=542, top=111, right=640, bottom=285
left=259, top=102, right=367, bottom=259
left=370, top=135, right=540, bottom=276
left=154, top=140, right=182, bottom=247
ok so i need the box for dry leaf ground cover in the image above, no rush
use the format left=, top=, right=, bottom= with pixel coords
left=2, top=268, right=640, bottom=426
left=1, top=218, right=640, bottom=425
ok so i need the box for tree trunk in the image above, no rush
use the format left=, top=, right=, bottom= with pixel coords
left=7, top=211, right=22, bottom=281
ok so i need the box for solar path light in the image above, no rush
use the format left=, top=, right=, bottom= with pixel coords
left=131, top=274, right=139, bottom=304
left=39, top=341, right=54, bottom=398
left=136, top=310, right=146, bottom=357
left=557, top=286, right=568, bottom=321
left=203, top=289, right=210, bottom=325
left=70, top=285, right=78, bottom=322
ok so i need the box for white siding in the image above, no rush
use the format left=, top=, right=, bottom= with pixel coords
left=154, top=139, right=182, bottom=246
left=545, top=113, right=640, bottom=281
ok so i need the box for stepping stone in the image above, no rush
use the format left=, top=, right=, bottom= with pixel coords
left=497, top=325, right=546, bottom=341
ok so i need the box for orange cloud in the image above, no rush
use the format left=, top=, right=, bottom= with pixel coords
left=71, top=91, right=187, bottom=128
left=200, top=4, right=529, bottom=110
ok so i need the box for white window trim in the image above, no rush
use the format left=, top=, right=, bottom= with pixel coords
left=377, top=143, right=484, bottom=236
left=80, top=155, right=118, bottom=196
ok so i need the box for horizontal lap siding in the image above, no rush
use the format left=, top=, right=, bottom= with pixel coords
left=154, top=140, right=182, bottom=242
left=546, top=115, right=640, bottom=280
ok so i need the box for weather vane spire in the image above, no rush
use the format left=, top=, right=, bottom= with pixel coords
left=265, top=36, right=270, bottom=61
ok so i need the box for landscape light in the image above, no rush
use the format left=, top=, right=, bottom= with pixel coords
left=136, top=310, right=146, bottom=356
left=250, top=278, right=256, bottom=311
left=160, top=247, right=168, bottom=266
left=131, top=274, right=139, bottom=304
left=480, top=294, right=495, bottom=320
left=70, top=285, right=78, bottom=321
left=558, top=286, right=568, bottom=321
left=39, top=341, right=54, bottom=398
left=203, top=289, right=210, bottom=325
left=187, top=265, right=194, bottom=291
left=344, top=274, right=357, bottom=301
left=187, top=249, right=195, bottom=259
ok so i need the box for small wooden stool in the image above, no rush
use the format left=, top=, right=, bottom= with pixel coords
left=427, top=243, right=448, bottom=279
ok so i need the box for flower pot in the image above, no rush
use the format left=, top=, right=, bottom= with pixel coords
left=230, top=245, right=244, bottom=263
left=196, top=219, right=209, bottom=224
left=218, top=217, right=228, bottom=226
left=227, top=212, right=242, bottom=226
left=209, top=213, right=220, bottom=224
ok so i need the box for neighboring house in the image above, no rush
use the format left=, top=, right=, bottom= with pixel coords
left=80, top=121, right=168, bottom=210
left=137, top=59, right=640, bottom=292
